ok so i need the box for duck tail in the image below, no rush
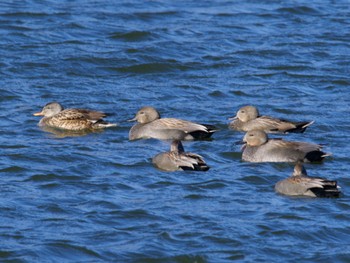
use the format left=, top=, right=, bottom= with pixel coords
left=180, top=164, right=210, bottom=171
left=287, top=120, right=315, bottom=133
left=302, top=120, right=315, bottom=128
left=310, top=181, right=341, bottom=198
left=188, top=124, right=217, bottom=140
left=305, top=150, right=331, bottom=162
left=321, top=152, right=332, bottom=158
left=194, top=164, right=210, bottom=171
left=92, top=120, right=117, bottom=129
left=203, top=124, right=218, bottom=133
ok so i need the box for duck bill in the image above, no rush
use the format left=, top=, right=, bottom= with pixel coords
left=228, top=115, right=237, bottom=121
left=127, top=117, right=137, bottom=122
left=232, top=140, right=244, bottom=146
left=232, top=140, right=246, bottom=150
left=33, top=111, right=44, bottom=116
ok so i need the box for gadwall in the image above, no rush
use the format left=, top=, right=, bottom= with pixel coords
left=152, top=140, right=210, bottom=171
left=229, top=105, right=314, bottom=133
left=33, top=102, right=116, bottom=131
left=275, top=162, right=340, bottom=197
left=241, top=130, right=329, bottom=163
left=128, top=106, right=216, bottom=141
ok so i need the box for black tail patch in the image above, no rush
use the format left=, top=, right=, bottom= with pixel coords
left=180, top=165, right=210, bottom=171
left=305, top=151, right=326, bottom=162
left=310, top=183, right=340, bottom=198
left=286, top=121, right=313, bottom=133
left=189, top=124, right=217, bottom=140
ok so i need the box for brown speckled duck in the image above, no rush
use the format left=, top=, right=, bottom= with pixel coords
left=33, top=102, right=117, bottom=131
left=229, top=105, right=314, bottom=133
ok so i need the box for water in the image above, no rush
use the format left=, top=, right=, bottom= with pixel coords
left=1, top=0, right=350, bottom=262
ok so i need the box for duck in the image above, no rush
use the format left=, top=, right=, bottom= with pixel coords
left=241, top=130, right=329, bottom=163
left=152, top=140, right=210, bottom=171
left=275, top=162, right=341, bottom=197
left=229, top=105, right=314, bottom=133
left=128, top=106, right=216, bottom=141
left=33, top=102, right=117, bottom=131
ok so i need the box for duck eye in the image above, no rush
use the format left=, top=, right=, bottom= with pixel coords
left=140, top=111, right=144, bottom=114
left=241, top=110, right=245, bottom=113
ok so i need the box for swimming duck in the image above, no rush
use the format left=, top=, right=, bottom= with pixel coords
left=275, top=162, right=340, bottom=197
left=33, top=102, right=116, bottom=131
left=241, top=130, right=329, bottom=163
left=229, top=105, right=314, bottom=133
left=128, top=106, right=216, bottom=141
left=152, top=140, right=210, bottom=171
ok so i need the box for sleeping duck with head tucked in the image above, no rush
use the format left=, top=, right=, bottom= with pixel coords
left=33, top=102, right=117, bottom=131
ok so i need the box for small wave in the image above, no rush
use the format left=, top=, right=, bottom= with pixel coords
left=185, top=179, right=229, bottom=190
left=0, top=166, right=28, bottom=173
left=111, top=62, right=193, bottom=74
left=43, top=242, right=102, bottom=261
left=133, top=10, right=179, bottom=20
left=1, top=11, right=51, bottom=18
left=26, top=173, right=82, bottom=182
left=277, top=6, right=320, bottom=15
left=109, top=31, right=154, bottom=42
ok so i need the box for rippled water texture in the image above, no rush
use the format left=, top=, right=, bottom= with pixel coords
left=1, top=1, right=350, bottom=262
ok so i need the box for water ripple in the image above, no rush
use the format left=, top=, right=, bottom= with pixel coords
left=1, top=0, right=350, bottom=262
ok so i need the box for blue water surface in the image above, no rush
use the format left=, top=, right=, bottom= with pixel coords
left=1, top=0, right=350, bottom=262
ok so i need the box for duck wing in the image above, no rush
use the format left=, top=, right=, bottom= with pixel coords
left=271, top=139, right=322, bottom=152
left=155, top=118, right=209, bottom=132
left=168, top=152, right=209, bottom=171
left=72, top=109, right=106, bottom=120
left=51, top=109, right=102, bottom=121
